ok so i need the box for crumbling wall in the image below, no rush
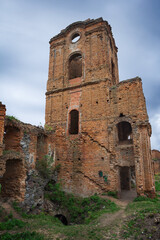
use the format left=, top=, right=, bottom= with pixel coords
left=0, top=102, right=6, bottom=156
left=46, top=77, right=155, bottom=197
left=45, top=17, right=155, bottom=198
left=0, top=152, right=26, bottom=201
left=152, top=150, right=160, bottom=174
left=0, top=118, right=53, bottom=206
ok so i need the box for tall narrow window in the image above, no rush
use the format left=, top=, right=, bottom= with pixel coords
left=111, top=59, right=116, bottom=84
left=69, top=110, right=79, bottom=134
left=117, top=121, right=132, bottom=143
left=69, top=53, right=82, bottom=79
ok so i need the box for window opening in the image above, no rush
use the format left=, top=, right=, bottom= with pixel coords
left=69, top=53, right=82, bottom=79
left=69, top=110, right=79, bottom=134
left=111, top=59, right=116, bottom=84
left=71, top=33, right=80, bottom=43
left=117, top=121, right=132, bottom=143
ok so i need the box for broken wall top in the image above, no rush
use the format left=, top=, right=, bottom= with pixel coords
left=49, top=17, right=117, bottom=51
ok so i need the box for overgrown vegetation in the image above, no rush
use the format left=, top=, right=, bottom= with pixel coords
left=5, top=115, right=19, bottom=122
left=44, top=124, right=53, bottom=131
left=155, top=174, right=160, bottom=191
left=3, top=149, right=20, bottom=155
left=121, top=197, right=160, bottom=239
left=36, top=154, right=60, bottom=179
left=107, top=191, right=118, bottom=198
left=45, top=183, right=119, bottom=224
left=1, top=174, right=160, bottom=239
left=0, top=218, right=25, bottom=230
left=0, top=231, right=45, bottom=240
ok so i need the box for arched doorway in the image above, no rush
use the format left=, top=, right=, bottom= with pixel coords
left=0, top=158, right=25, bottom=200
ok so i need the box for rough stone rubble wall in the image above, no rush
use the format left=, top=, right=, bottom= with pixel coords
left=0, top=118, right=52, bottom=204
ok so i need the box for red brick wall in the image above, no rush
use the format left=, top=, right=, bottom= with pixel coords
left=45, top=18, right=155, bottom=197
left=0, top=103, right=6, bottom=156
left=152, top=150, right=160, bottom=174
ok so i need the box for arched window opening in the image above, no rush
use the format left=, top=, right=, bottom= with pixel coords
left=117, top=121, right=132, bottom=143
left=69, top=110, right=79, bottom=135
left=69, top=53, right=82, bottom=79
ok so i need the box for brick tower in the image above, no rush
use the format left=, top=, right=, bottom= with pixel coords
left=45, top=18, right=155, bottom=197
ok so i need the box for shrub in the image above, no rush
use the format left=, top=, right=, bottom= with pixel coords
left=6, top=115, right=19, bottom=122
left=107, top=191, right=118, bottom=198
left=133, top=196, right=158, bottom=202
left=155, top=181, right=160, bottom=191
left=36, top=155, right=59, bottom=179
left=0, top=218, right=25, bottom=230
left=0, top=231, right=44, bottom=240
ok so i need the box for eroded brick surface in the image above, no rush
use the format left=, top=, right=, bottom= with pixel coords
left=0, top=102, right=6, bottom=156
left=0, top=118, right=52, bottom=203
left=152, top=150, right=160, bottom=174
left=0, top=18, right=156, bottom=205
left=45, top=18, right=155, bottom=197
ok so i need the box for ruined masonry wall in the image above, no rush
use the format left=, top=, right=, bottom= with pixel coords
left=152, top=150, right=160, bottom=174
left=46, top=77, right=155, bottom=197
left=0, top=103, right=6, bottom=156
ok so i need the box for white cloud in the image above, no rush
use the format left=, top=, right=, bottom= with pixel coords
left=150, top=113, right=160, bottom=150
left=0, top=0, right=160, bottom=149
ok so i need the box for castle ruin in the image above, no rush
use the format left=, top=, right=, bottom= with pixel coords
left=0, top=18, right=155, bottom=207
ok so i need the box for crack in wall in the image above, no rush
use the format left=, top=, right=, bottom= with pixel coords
left=81, top=131, right=111, bottom=154
left=75, top=170, right=107, bottom=192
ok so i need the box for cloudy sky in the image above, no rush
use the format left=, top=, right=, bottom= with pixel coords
left=0, top=0, right=160, bottom=150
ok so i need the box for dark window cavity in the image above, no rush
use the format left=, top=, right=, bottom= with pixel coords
left=69, top=110, right=79, bottom=134
left=117, top=121, right=132, bottom=143
left=69, top=53, right=82, bottom=79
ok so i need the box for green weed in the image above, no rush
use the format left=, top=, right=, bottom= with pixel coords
left=45, top=183, right=119, bottom=224
left=0, top=218, right=25, bottom=230
left=5, top=115, right=19, bottom=122
left=0, top=231, right=45, bottom=240
left=107, top=191, right=118, bottom=198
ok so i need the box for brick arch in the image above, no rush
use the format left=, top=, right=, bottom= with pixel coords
left=0, top=157, right=26, bottom=201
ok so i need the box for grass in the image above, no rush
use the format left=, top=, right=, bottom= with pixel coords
left=2, top=175, right=160, bottom=239
left=0, top=218, right=25, bottom=230
left=155, top=174, right=160, bottom=191
left=45, top=183, right=119, bottom=224
left=121, top=194, right=160, bottom=239
left=8, top=185, right=120, bottom=240
left=107, top=191, right=118, bottom=198
left=0, top=231, right=45, bottom=240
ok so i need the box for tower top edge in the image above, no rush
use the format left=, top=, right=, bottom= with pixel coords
left=49, top=17, right=113, bottom=44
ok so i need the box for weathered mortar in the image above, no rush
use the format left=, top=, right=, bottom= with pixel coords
left=45, top=18, right=155, bottom=198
